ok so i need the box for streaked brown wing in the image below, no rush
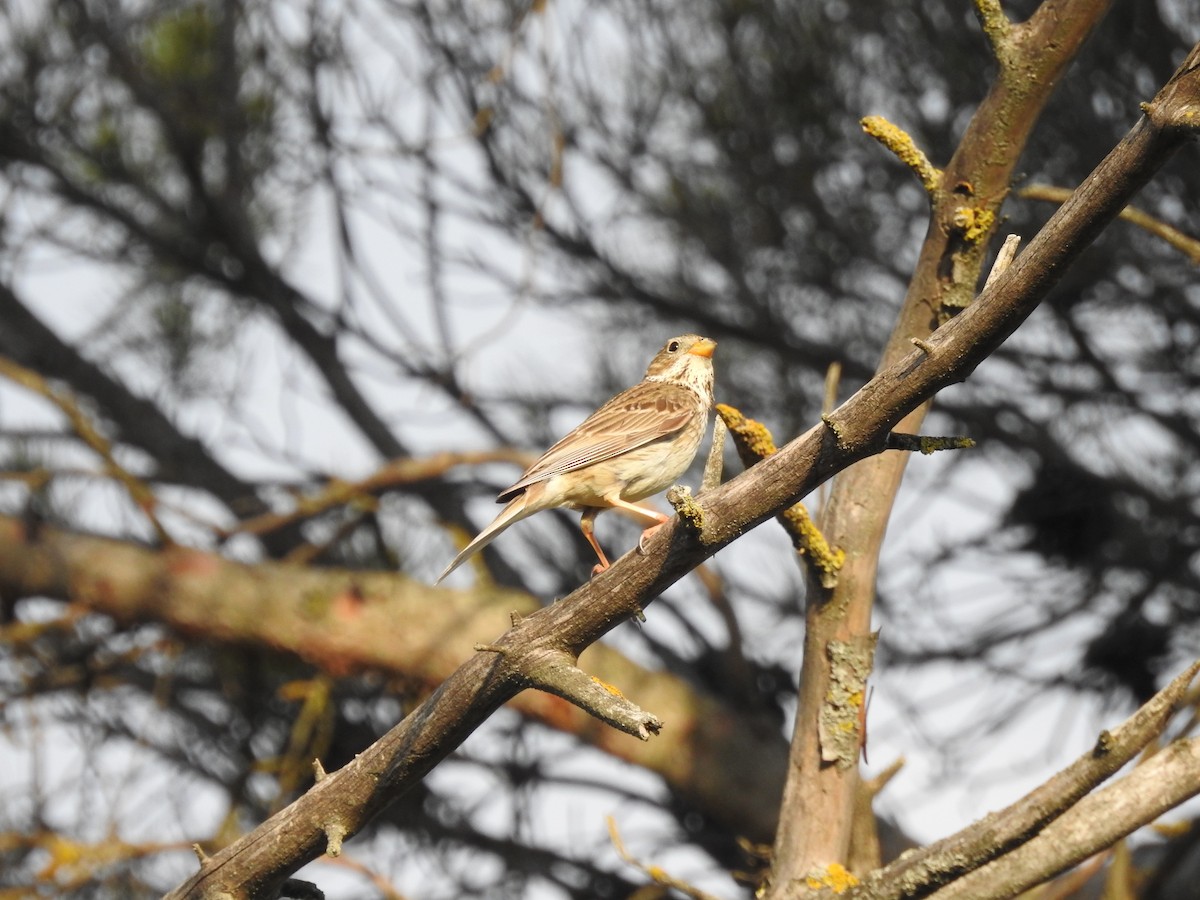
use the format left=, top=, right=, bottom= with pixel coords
left=497, top=381, right=696, bottom=501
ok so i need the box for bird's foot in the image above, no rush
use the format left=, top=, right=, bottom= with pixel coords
left=591, top=561, right=609, bottom=577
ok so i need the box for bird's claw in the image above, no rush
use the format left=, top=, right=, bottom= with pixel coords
left=637, top=523, right=664, bottom=555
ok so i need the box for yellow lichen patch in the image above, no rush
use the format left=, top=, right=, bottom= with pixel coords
left=819, top=636, right=878, bottom=769
left=783, top=503, right=846, bottom=588
left=804, top=863, right=861, bottom=893
left=716, top=403, right=778, bottom=462
left=861, top=116, right=942, bottom=195
left=591, top=676, right=625, bottom=698
left=718, top=403, right=845, bottom=587
left=667, top=485, right=705, bottom=532
left=951, top=205, right=996, bottom=243
left=917, top=435, right=976, bottom=455
left=299, top=588, right=334, bottom=620
left=474, top=106, right=495, bottom=135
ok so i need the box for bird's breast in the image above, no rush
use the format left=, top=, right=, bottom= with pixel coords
left=537, top=414, right=707, bottom=508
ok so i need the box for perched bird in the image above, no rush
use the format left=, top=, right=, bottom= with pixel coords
left=437, top=334, right=717, bottom=583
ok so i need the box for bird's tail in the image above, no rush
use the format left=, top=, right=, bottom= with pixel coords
left=436, top=493, right=534, bottom=584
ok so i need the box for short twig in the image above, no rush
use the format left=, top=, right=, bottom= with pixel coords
left=885, top=433, right=976, bottom=454
left=861, top=115, right=942, bottom=194
left=323, top=820, right=347, bottom=858
left=522, top=649, right=662, bottom=740
left=701, top=415, right=728, bottom=493
left=863, top=757, right=906, bottom=798
left=972, top=0, right=1014, bottom=65
left=983, top=233, right=1022, bottom=290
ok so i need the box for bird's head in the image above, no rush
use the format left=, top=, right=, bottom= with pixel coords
left=644, top=334, right=717, bottom=396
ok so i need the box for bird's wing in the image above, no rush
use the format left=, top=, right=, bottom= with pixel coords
left=497, top=381, right=697, bottom=501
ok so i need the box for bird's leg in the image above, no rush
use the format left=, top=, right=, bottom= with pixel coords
left=603, top=497, right=671, bottom=556
left=579, top=508, right=612, bottom=576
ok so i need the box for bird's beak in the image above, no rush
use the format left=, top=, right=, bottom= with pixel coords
left=688, top=338, right=717, bottom=359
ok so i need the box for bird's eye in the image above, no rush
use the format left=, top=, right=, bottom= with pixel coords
left=667, top=340, right=680, bottom=352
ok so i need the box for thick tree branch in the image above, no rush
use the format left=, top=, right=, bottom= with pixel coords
left=837, top=661, right=1200, bottom=900
left=164, top=38, right=1200, bottom=897
left=927, top=736, right=1200, bottom=900
left=767, top=1, right=1119, bottom=885
left=0, top=514, right=787, bottom=845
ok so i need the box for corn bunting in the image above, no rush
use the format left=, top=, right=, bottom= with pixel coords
left=437, top=334, right=716, bottom=582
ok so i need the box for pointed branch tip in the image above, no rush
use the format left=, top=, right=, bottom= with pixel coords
left=861, top=116, right=941, bottom=194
